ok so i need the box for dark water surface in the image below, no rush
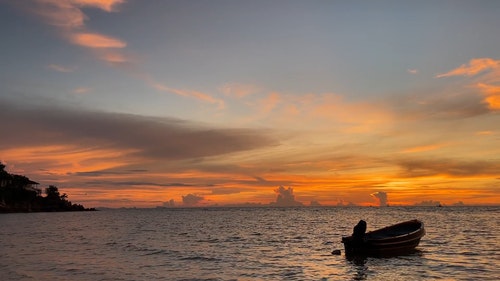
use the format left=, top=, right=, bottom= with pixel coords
left=1, top=207, right=498, bottom=280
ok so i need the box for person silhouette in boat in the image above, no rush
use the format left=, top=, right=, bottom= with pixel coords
left=352, top=220, right=367, bottom=243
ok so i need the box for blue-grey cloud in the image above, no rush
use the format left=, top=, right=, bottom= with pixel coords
left=0, top=99, right=278, bottom=161
left=271, top=186, right=303, bottom=207
left=390, top=89, right=489, bottom=121
left=84, top=180, right=194, bottom=188
left=211, top=187, right=245, bottom=195
left=162, top=199, right=175, bottom=207
left=182, top=194, right=204, bottom=206
left=398, top=159, right=500, bottom=177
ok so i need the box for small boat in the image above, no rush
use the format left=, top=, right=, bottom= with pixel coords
left=341, top=219, right=425, bottom=257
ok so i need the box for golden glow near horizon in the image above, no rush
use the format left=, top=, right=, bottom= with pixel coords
left=1, top=1, right=499, bottom=207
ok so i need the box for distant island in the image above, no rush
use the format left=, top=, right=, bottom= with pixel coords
left=0, top=163, right=95, bottom=213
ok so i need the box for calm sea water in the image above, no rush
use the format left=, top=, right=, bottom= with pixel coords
left=1, top=207, right=498, bottom=281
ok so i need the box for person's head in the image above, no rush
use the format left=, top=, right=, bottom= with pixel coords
left=358, top=220, right=366, bottom=228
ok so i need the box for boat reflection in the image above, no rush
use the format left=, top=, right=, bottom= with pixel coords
left=345, top=249, right=424, bottom=280
left=346, top=255, right=368, bottom=280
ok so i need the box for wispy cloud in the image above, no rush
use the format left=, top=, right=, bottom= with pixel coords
left=153, top=82, right=225, bottom=109
left=475, top=131, right=494, bottom=136
left=27, top=0, right=129, bottom=65
left=309, top=93, right=393, bottom=132
left=72, top=87, right=92, bottom=94
left=436, top=58, right=500, bottom=78
left=229, top=91, right=283, bottom=125
left=435, top=58, right=500, bottom=112
left=401, top=143, right=447, bottom=153
left=20, top=0, right=224, bottom=107
left=29, top=0, right=87, bottom=28
left=407, top=69, right=418, bottom=75
left=99, top=52, right=130, bottom=64
left=220, top=83, right=261, bottom=98
left=47, top=64, right=75, bottom=73
left=257, top=92, right=281, bottom=116
left=30, top=0, right=124, bottom=28
left=224, top=87, right=393, bottom=132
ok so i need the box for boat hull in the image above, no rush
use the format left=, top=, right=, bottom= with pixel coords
left=342, top=219, right=425, bottom=257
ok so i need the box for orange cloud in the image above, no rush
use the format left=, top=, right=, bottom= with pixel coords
left=311, top=94, right=393, bottom=132
left=234, top=91, right=282, bottom=124
left=30, top=0, right=129, bottom=64
left=4, top=141, right=499, bottom=207
left=436, top=58, right=500, bottom=78
left=477, top=83, right=500, bottom=110
left=32, top=0, right=124, bottom=28
left=1, top=145, right=137, bottom=176
left=401, top=144, right=447, bottom=153
left=72, top=0, right=125, bottom=12
left=70, top=32, right=127, bottom=48
left=433, top=58, right=500, bottom=113
left=32, top=0, right=87, bottom=28
left=224, top=88, right=393, bottom=132
left=475, top=131, right=494, bottom=136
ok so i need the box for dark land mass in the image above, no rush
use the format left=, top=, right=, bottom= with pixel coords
left=0, top=163, right=95, bottom=213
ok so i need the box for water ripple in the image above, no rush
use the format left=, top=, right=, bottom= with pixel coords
left=1, top=207, right=499, bottom=280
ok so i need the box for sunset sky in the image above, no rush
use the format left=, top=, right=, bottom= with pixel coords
left=1, top=0, right=499, bottom=207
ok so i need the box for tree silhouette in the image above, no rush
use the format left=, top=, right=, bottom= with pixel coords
left=0, top=163, right=94, bottom=212
left=45, top=185, right=61, bottom=199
